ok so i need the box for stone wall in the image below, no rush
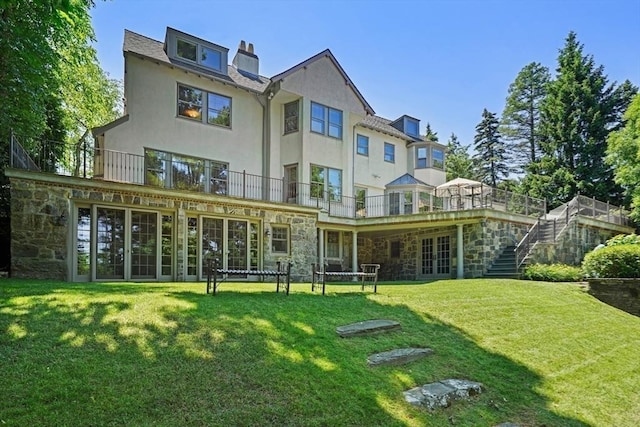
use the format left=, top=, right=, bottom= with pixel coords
left=528, top=219, right=617, bottom=266
left=464, top=219, right=529, bottom=278
left=10, top=176, right=317, bottom=282
left=588, top=279, right=640, bottom=317
left=11, top=179, right=70, bottom=280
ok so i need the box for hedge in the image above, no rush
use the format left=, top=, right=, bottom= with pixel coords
left=522, top=263, right=583, bottom=282
left=582, top=244, right=640, bottom=278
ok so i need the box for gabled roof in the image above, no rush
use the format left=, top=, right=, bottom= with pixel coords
left=123, top=30, right=271, bottom=93
left=386, top=173, right=433, bottom=187
left=270, top=49, right=375, bottom=115
left=357, top=115, right=423, bottom=143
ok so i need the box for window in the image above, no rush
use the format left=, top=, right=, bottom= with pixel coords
left=355, top=187, right=366, bottom=217
left=390, top=241, right=401, bottom=258
left=178, top=84, right=231, bottom=127
left=284, top=100, right=299, bottom=134
left=175, top=38, right=224, bottom=73
left=310, top=101, right=342, bottom=139
left=201, top=46, right=222, bottom=71
left=207, top=92, right=231, bottom=127
left=145, top=149, right=228, bottom=194
left=271, top=226, right=289, bottom=254
left=404, top=191, right=413, bottom=214
left=357, top=134, right=369, bottom=156
left=326, top=231, right=340, bottom=258
left=384, top=143, right=395, bottom=163
left=389, top=193, right=400, bottom=215
left=432, top=148, right=444, bottom=169
left=405, top=118, right=419, bottom=137
left=311, top=165, right=342, bottom=201
left=417, top=147, right=428, bottom=168
left=177, top=39, right=197, bottom=61
left=178, top=85, right=203, bottom=120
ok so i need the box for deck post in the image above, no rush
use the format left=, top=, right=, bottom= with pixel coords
left=457, top=224, right=464, bottom=279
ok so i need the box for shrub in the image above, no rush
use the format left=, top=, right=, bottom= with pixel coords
left=582, top=244, right=640, bottom=278
left=523, top=263, right=583, bottom=282
left=606, top=233, right=640, bottom=247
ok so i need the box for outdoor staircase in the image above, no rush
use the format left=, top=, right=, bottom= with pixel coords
left=484, top=245, right=519, bottom=278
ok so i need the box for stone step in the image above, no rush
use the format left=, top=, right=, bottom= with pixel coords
left=404, top=378, right=483, bottom=410
left=336, top=319, right=401, bottom=338
left=367, top=347, right=433, bottom=367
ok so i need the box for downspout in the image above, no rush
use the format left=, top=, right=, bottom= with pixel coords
left=253, top=92, right=269, bottom=185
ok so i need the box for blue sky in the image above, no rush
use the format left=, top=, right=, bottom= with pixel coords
left=91, top=0, right=640, bottom=148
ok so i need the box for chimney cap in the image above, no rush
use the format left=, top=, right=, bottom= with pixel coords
left=247, top=43, right=254, bottom=54
left=239, top=40, right=246, bottom=51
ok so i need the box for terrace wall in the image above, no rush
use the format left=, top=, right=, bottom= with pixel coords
left=9, top=174, right=318, bottom=282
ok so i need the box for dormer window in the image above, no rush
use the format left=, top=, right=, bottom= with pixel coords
left=405, top=118, right=419, bottom=137
left=389, top=115, right=421, bottom=138
left=177, top=39, right=197, bottom=62
left=166, top=28, right=228, bottom=75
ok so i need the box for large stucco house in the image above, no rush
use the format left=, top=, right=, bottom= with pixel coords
left=7, top=27, right=633, bottom=282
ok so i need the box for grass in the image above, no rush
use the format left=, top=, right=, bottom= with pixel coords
left=1, top=279, right=639, bottom=426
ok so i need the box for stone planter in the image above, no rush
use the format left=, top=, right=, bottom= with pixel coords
left=587, top=278, right=640, bottom=317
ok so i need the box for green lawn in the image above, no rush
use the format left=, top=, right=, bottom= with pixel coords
left=1, top=278, right=638, bottom=426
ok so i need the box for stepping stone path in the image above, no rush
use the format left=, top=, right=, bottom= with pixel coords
left=403, top=379, right=483, bottom=410
left=335, top=319, right=484, bottom=411
left=367, top=347, right=433, bottom=367
left=335, top=319, right=401, bottom=338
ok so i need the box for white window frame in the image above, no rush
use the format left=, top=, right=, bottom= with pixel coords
left=270, top=225, right=290, bottom=254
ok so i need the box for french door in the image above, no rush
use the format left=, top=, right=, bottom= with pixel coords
left=420, top=235, right=451, bottom=278
left=189, top=216, right=259, bottom=281
left=90, top=206, right=173, bottom=281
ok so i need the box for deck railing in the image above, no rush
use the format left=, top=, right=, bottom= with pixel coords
left=8, top=135, right=631, bottom=224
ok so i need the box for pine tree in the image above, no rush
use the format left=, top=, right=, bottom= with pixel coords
left=501, top=62, right=550, bottom=173
left=473, top=109, right=509, bottom=187
left=424, top=123, right=438, bottom=142
left=530, top=31, right=637, bottom=207
left=445, top=133, right=474, bottom=181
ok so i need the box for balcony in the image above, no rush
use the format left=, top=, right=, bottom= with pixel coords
left=8, top=135, right=631, bottom=225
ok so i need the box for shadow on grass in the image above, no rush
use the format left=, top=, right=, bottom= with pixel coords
left=0, top=280, right=587, bottom=426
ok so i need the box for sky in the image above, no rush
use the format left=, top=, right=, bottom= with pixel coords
left=91, top=0, right=640, bottom=148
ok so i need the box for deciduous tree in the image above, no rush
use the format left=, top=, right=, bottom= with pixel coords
left=445, top=132, right=474, bottom=181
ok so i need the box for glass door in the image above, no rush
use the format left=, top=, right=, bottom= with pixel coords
left=420, top=235, right=451, bottom=278
left=96, top=207, right=126, bottom=280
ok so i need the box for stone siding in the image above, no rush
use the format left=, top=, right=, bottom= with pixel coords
left=10, top=177, right=317, bottom=282
left=588, top=279, right=640, bottom=317
left=464, top=220, right=529, bottom=278
left=528, top=220, right=617, bottom=266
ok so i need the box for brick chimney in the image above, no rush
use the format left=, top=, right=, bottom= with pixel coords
left=232, top=40, right=259, bottom=77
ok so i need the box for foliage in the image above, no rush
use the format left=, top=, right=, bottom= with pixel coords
left=582, top=244, right=640, bottom=278
left=444, top=132, right=475, bottom=181
left=501, top=62, right=550, bottom=174
left=522, top=263, right=583, bottom=282
left=528, top=31, right=638, bottom=208
left=0, top=0, right=121, bottom=269
left=1, top=279, right=639, bottom=426
left=606, top=233, right=640, bottom=247
left=473, top=108, right=509, bottom=186
left=424, top=122, right=438, bottom=141
left=606, top=94, right=640, bottom=221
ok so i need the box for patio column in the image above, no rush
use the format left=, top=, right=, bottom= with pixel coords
left=457, top=224, right=464, bottom=279
left=352, top=231, right=358, bottom=280
left=318, top=227, right=325, bottom=266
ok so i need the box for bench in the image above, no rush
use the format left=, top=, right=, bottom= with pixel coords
left=206, top=260, right=291, bottom=296
left=311, top=263, right=381, bottom=295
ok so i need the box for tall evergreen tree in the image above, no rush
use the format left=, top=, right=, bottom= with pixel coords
left=473, top=109, right=509, bottom=187
left=529, top=31, right=637, bottom=207
left=424, top=123, right=439, bottom=142
left=501, top=62, right=550, bottom=173
left=445, top=132, right=474, bottom=181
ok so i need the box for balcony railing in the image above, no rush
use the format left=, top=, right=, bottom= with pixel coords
left=8, top=135, right=631, bottom=224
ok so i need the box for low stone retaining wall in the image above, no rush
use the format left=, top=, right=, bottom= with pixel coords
left=587, top=278, right=640, bottom=317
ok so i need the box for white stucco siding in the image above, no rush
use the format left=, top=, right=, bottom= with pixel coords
left=104, top=55, right=263, bottom=175
left=353, top=130, right=408, bottom=194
